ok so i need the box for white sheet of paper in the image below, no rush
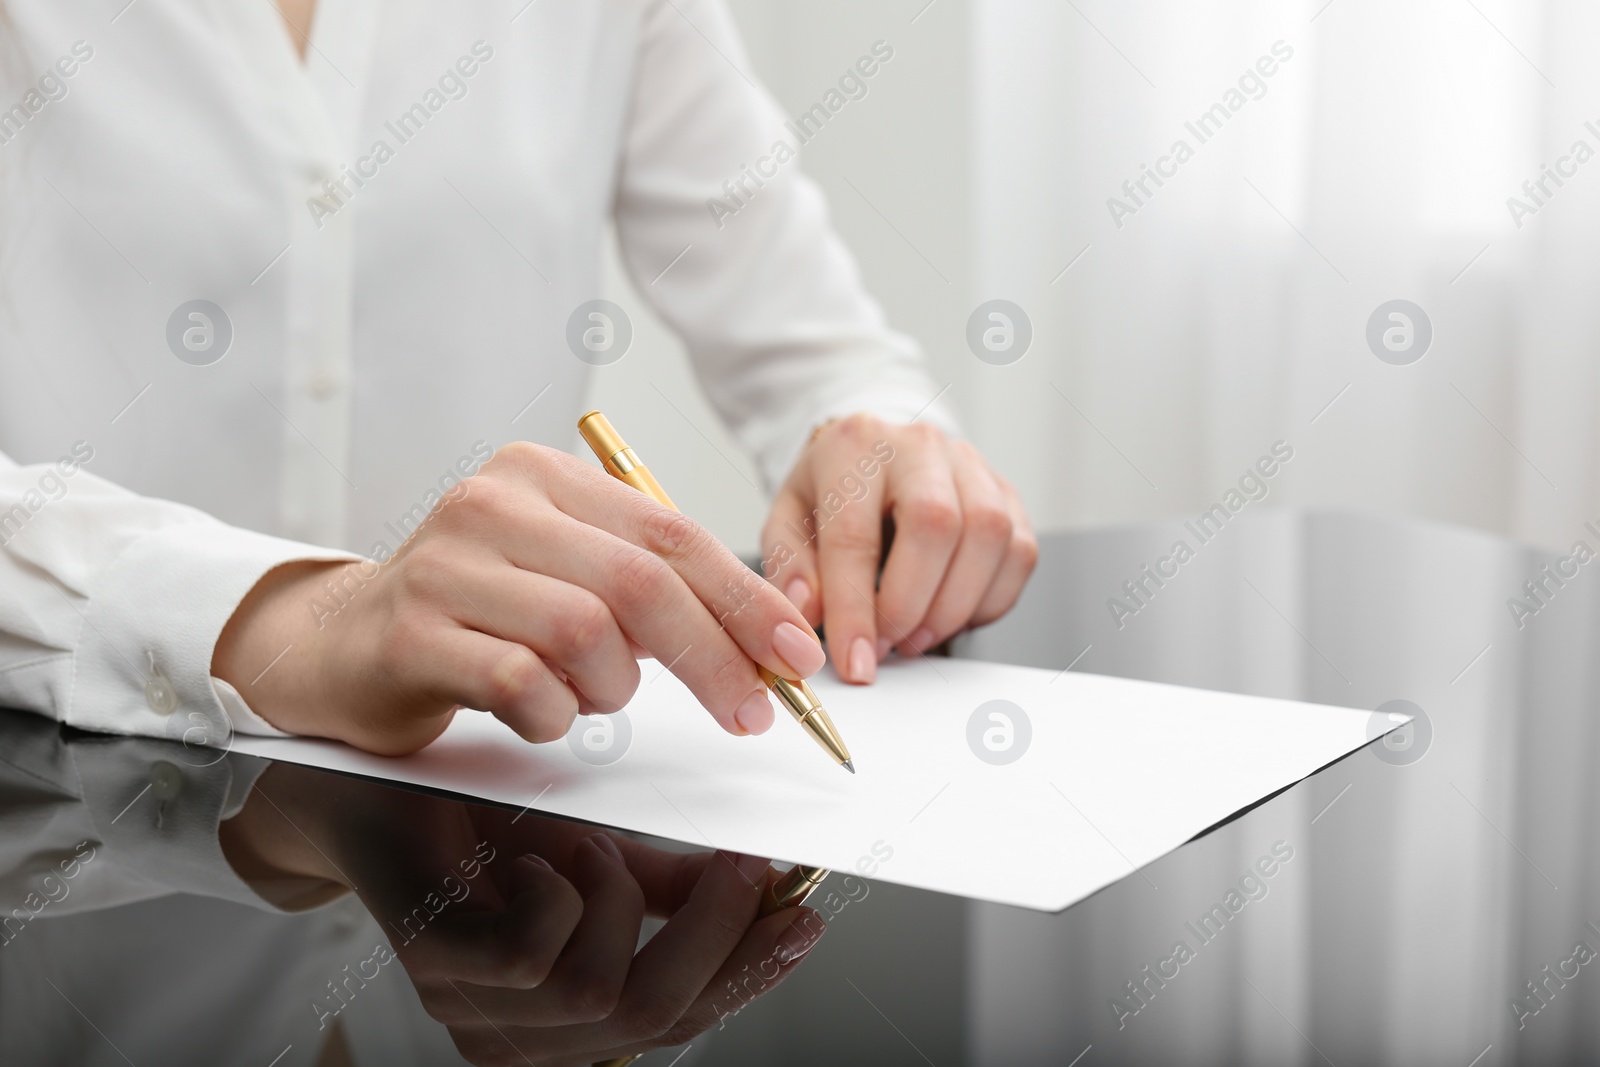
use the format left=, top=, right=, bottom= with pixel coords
left=229, top=659, right=1387, bottom=912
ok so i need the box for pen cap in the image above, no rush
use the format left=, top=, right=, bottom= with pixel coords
left=578, top=410, right=628, bottom=467
left=578, top=409, right=677, bottom=510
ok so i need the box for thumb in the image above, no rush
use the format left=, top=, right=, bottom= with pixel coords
left=761, top=486, right=822, bottom=629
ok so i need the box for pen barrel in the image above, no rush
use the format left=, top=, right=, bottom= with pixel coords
left=579, top=412, right=681, bottom=513
left=762, top=864, right=829, bottom=914
left=614, top=464, right=676, bottom=511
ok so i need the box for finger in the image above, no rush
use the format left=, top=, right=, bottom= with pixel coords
left=579, top=906, right=827, bottom=1061
left=410, top=628, right=581, bottom=746
left=811, top=427, right=891, bottom=683
left=464, top=819, right=712, bottom=919
left=448, top=568, right=639, bottom=716
left=597, top=851, right=768, bottom=1047
left=610, top=838, right=717, bottom=917
left=444, top=834, right=647, bottom=1028
left=900, top=442, right=1012, bottom=652
left=400, top=855, right=583, bottom=989
left=529, top=449, right=826, bottom=681
left=506, top=511, right=780, bottom=737
left=760, top=484, right=822, bottom=629
left=489, top=850, right=769, bottom=1060
left=971, top=475, right=1038, bottom=626
left=470, top=818, right=707, bottom=906
left=875, top=427, right=962, bottom=651
left=658, top=905, right=826, bottom=1044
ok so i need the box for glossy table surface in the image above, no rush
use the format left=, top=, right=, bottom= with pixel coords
left=3, top=508, right=1594, bottom=1066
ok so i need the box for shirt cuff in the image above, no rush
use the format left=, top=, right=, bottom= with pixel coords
left=213, top=678, right=291, bottom=739
left=71, top=741, right=285, bottom=914
left=73, top=518, right=360, bottom=742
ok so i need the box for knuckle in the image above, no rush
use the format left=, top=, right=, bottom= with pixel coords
left=819, top=513, right=879, bottom=558
left=609, top=546, right=674, bottom=611
left=705, top=644, right=754, bottom=695
left=485, top=647, right=542, bottom=708
left=498, top=909, right=576, bottom=989
left=1013, top=530, right=1041, bottom=573
left=559, top=975, right=623, bottom=1024
left=835, top=412, right=881, bottom=443
left=497, top=957, right=554, bottom=992
left=493, top=921, right=559, bottom=985
left=491, top=439, right=549, bottom=470
left=907, top=421, right=945, bottom=448
left=638, top=506, right=703, bottom=558
left=618, top=990, right=686, bottom=1042
left=397, top=535, right=450, bottom=575
left=704, top=906, right=752, bottom=946
left=387, top=553, right=445, bottom=609
left=967, top=504, right=1014, bottom=546
left=901, top=496, right=962, bottom=542
left=555, top=592, right=613, bottom=660
left=952, top=437, right=984, bottom=463
left=453, top=476, right=515, bottom=526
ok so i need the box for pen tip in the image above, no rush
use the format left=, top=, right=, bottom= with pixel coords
left=841, top=759, right=855, bottom=775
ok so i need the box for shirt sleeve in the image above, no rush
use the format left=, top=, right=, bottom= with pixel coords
left=613, top=0, right=959, bottom=492
left=0, top=707, right=284, bottom=918
left=0, top=448, right=359, bottom=740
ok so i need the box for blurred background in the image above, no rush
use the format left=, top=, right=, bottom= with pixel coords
left=589, top=0, right=1600, bottom=558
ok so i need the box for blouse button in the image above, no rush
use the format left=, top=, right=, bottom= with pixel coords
left=145, top=669, right=178, bottom=716
left=149, top=761, right=182, bottom=802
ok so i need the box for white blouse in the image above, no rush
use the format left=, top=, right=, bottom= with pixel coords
left=0, top=0, right=949, bottom=742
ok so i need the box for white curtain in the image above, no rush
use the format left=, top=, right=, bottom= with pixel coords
left=966, top=0, right=1600, bottom=553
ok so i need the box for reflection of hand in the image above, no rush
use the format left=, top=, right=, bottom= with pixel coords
left=764, top=415, right=1038, bottom=682
left=212, top=442, right=827, bottom=755
left=220, top=764, right=825, bottom=1065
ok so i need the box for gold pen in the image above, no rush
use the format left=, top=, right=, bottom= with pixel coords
left=580, top=409, right=836, bottom=1067
left=576, top=410, right=854, bottom=774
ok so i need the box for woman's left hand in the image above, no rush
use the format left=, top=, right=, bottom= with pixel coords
left=761, top=415, right=1038, bottom=684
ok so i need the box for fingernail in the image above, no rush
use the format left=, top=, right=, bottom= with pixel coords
left=735, top=689, right=775, bottom=735
left=876, top=636, right=891, bottom=661
left=849, top=636, right=876, bottom=684
left=520, top=854, right=554, bottom=872
left=775, top=912, right=827, bottom=965
left=904, top=628, right=935, bottom=654
left=772, top=621, right=826, bottom=677
left=783, top=577, right=810, bottom=613
left=587, top=833, right=624, bottom=863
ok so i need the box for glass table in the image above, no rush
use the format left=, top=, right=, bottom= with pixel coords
left=2, top=508, right=1587, bottom=1065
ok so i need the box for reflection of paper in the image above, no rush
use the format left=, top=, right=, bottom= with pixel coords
left=230, top=658, right=1391, bottom=912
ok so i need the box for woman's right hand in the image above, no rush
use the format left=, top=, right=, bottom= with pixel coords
left=220, top=762, right=827, bottom=1066
left=212, top=442, right=827, bottom=755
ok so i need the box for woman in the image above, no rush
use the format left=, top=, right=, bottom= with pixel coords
left=0, top=0, right=1035, bottom=755
left=1, top=3, right=1037, bottom=1061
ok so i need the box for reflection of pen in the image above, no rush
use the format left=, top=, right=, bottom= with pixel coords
left=580, top=410, right=834, bottom=1067
left=576, top=410, right=854, bottom=774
